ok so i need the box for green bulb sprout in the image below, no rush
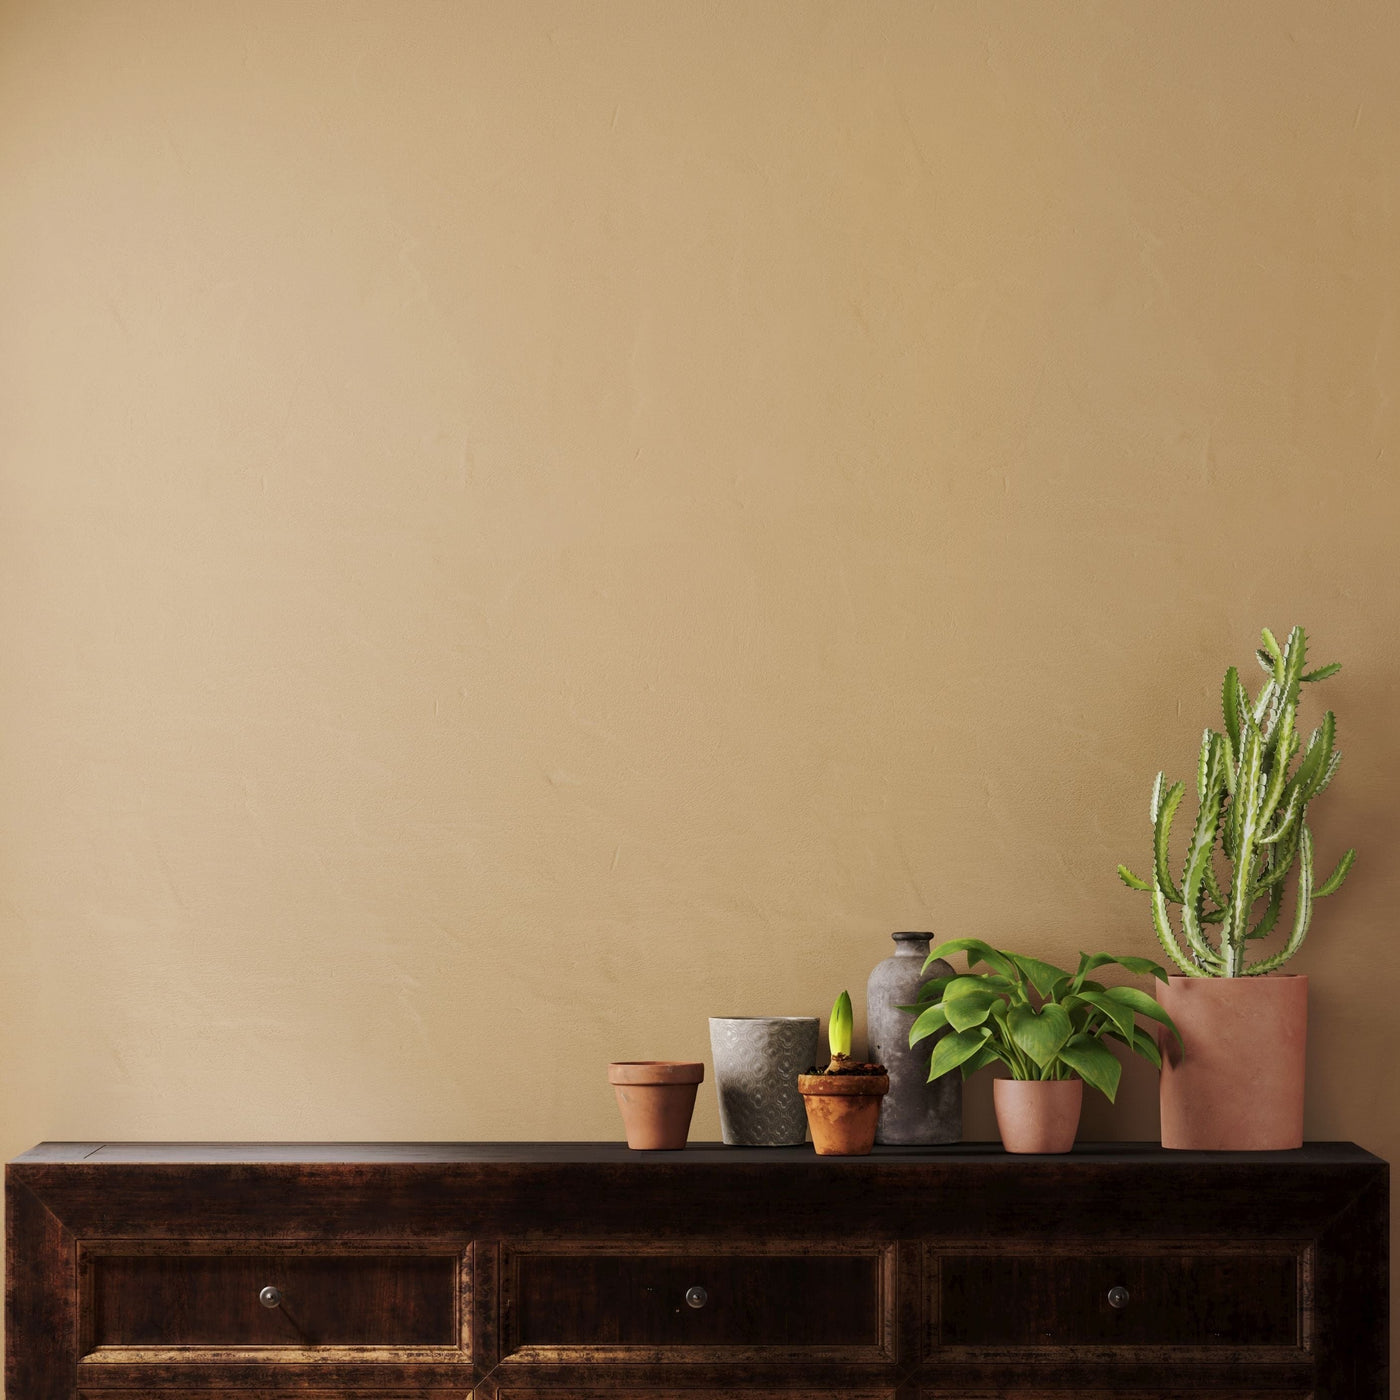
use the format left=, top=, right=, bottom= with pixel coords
left=828, top=990, right=853, bottom=1063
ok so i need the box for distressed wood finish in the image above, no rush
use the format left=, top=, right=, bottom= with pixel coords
left=928, top=1240, right=1306, bottom=1357
left=500, top=1241, right=894, bottom=1362
left=7, top=1140, right=1388, bottom=1399
left=87, top=1249, right=460, bottom=1349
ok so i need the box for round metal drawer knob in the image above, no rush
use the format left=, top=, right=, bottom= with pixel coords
left=685, top=1285, right=708, bottom=1309
left=259, top=1285, right=283, bottom=1309
left=1107, top=1285, right=1130, bottom=1309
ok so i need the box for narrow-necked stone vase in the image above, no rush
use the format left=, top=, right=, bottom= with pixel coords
left=709, top=1016, right=819, bottom=1146
left=867, top=931, right=962, bottom=1145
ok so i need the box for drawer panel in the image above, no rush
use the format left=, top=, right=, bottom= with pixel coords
left=86, top=1251, right=459, bottom=1348
left=493, top=1393, right=900, bottom=1400
left=909, top=1393, right=1314, bottom=1400
left=501, top=1243, right=894, bottom=1361
left=931, top=1245, right=1304, bottom=1353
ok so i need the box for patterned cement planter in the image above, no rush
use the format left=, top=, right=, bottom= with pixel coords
left=708, top=1016, right=819, bottom=1146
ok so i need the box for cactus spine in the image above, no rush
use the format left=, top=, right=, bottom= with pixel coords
left=1119, top=626, right=1355, bottom=978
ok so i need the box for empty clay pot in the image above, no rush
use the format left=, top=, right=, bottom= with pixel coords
left=1157, top=974, right=1307, bottom=1150
left=797, top=1071, right=890, bottom=1155
left=609, top=1062, right=704, bottom=1150
left=993, top=1078, right=1083, bottom=1154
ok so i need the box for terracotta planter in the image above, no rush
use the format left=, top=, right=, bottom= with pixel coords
left=1158, top=974, right=1307, bottom=1150
left=993, top=1078, right=1083, bottom=1154
left=608, top=1062, right=704, bottom=1151
left=797, top=1071, right=890, bottom=1155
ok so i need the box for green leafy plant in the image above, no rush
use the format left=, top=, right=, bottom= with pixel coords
left=904, top=939, right=1180, bottom=1102
left=828, top=989, right=854, bottom=1061
left=1118, top=625, right=1356, bottom=978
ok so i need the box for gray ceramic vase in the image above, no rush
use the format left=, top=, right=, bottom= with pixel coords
left=867, top=931, right=962, bottom=1145
left=709, top=1016, right=819, bottom=1146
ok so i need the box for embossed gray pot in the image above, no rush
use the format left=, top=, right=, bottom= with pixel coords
left=709, top=1016, right=819, bottom=1146
left=867, top=931, right=962, bottom=1145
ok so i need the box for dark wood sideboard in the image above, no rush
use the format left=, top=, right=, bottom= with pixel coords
left=6, top=1141, right=1388, bottom=1399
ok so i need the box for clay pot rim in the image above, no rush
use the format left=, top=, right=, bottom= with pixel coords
left=1164, top=973, right=1307, bottom=982
left=993, top=1077, right=1085, bottom=1091
left=797, top=1073, right=890, bottom=1097
left=608, top=1061, right=705, bottom=1085
left=708, top=1015, right=818, bottom=1022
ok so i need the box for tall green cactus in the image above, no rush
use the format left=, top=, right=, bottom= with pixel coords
left=1118, top=626, right=1355, bottom=978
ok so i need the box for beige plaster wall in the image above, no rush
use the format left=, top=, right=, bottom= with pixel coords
left=0, top=0, right=1397, bottom=1379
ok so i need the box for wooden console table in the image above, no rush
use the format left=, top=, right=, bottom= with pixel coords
left=6, top=1140, right=1388, bottom=1398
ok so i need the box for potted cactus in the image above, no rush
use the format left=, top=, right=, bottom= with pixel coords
left=797, top=992, right=889, bottom=1155
left=905, top=940, right=1178, bottom=1153
left=1118, top=625, right=1356, bottom=1149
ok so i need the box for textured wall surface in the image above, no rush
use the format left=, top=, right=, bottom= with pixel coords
left=1, top=0, right=1397, bottom=1379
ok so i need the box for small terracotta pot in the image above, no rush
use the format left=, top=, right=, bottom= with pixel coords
left=798, top=1071, right=890, bottom=1155
left=609, top=1062, right=704, bottom=1151
left=1157, top=974, right=1307, bottom=1150
left=993, top=1078, right=1083, bottom=1154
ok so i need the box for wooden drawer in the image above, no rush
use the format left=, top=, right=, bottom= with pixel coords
left=491, top=1393, right=899, bottom=1400
left=497, top=1242, right=896, bottom=1362
left=82, top=1249, right=462, bottom=1351
left=928, top=1244, right=1306, bottom=1356
left=492, top=1388, right=896, bottom=1400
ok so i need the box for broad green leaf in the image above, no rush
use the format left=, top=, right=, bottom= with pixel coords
left=1006, top=954, right=1071, bottom=998
left=926, top=1027, right=992, bottom=1083
left=943, top=975, right=1002, bottom=1000
left=1101, top=985, right=1183, bottom=1045
left=1007, top=1002, right=1073, bottom=1069
left=1077, top=989, right=1136, bottom=1046
left=1112, top=954, right=1170, bottom=981
left=1062, top=998, right=1094, bottom=1037
left=924, top=939, right=1016, bottom=979
left=945, top=992, right=1000, bottom=1033
left=1121, top=1030, right=1162, bottom=1070
left=1072, top=952, right=1168, bottom=989
left=1058, top=1034, right=1123, bottom=1102
left=910, top=974, right=957, bottom=1002
left=907, top=1003, right=949, bottom=1047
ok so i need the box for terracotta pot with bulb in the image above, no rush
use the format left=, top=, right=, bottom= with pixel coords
left=798, top=991, right=889, bottom=1155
